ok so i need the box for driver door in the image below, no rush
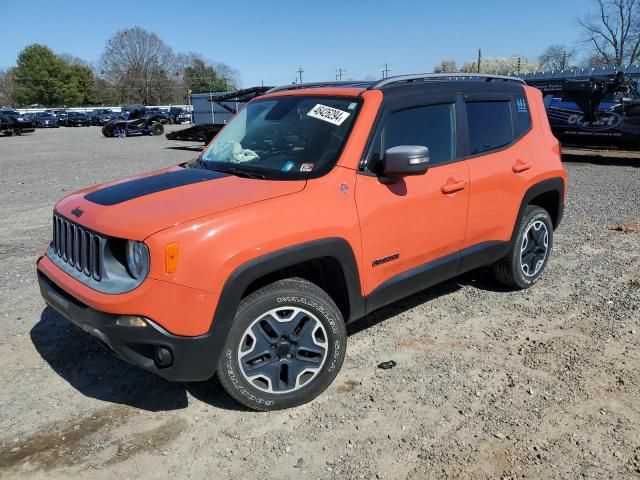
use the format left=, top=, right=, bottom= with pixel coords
left=355, top=94, right=469, bottom=300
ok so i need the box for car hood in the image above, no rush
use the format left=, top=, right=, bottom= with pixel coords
left=54, top=166, right=306, bottom=240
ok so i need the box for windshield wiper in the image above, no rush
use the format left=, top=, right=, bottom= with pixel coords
left=190, top=156, right=208, bottom=170
left=210, top=166, right=267, bottom=180
left=190, top=158, right=267, bottom=179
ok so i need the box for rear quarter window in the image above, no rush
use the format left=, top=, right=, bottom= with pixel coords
left=513, top=95, right=532, bottom=138
left=466, top=101, right=513, bottom=155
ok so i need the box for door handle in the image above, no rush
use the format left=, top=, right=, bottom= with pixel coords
left=512, top=160, right=532, bottom=173
left=441, top=179, right=467, bottom=194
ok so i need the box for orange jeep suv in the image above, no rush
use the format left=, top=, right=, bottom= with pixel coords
left=37, top=74, right=567, bottom=410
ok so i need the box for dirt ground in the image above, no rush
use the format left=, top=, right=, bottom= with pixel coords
left=0, top=128, right=638, bottom=479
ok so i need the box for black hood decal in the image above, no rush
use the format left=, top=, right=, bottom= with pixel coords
left=84, top=168, right=228, bottom=206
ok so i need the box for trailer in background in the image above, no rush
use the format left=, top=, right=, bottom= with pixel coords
left=166, top=87, right=271, bottom=144
left=521, top=66, right=640, bottom=149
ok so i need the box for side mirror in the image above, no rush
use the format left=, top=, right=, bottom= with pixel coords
left=382, top=145, right=430, bottom=182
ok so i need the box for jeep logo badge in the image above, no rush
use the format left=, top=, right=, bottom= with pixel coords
left=71, top=207, right=84, bottom=218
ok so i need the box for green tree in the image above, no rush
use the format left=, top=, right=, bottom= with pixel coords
left=64, top=64, right=96, bottom=105
left=13, top=44, right=69, bottom=106
left=183, top=56, right=238, bottom=93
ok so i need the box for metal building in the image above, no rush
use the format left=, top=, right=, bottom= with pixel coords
left=190, top=92, right=240, bottom=125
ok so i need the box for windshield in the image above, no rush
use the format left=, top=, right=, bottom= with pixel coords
left=197, top=96, right=360, bottom=179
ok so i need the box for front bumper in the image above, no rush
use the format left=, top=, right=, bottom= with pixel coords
left=38, top=270, right=224, bottom=382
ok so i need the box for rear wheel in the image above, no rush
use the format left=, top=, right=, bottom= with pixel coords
left=150, top=122, right=164, bottom=136
left=217, top=278, right=347, bottom=411
left=494, top=205, right=553, bottom=289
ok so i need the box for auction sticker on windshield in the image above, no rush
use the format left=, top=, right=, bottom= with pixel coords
left=307, top=104, right=351, bottom=126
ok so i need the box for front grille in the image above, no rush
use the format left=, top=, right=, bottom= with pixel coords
left=51, top=213, right=103, bottom=281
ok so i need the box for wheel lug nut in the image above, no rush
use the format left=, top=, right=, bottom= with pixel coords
left=287, top=354, right=292, bottom=359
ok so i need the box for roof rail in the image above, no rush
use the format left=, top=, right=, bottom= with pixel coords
left=369, top=73, right=525, bottom=89
left=266, top=81, right=374, bottom=93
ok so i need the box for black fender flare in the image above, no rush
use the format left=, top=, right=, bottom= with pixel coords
left=203, top=238, right=364, bottom=372
left=511, top=177, right=565, bottom=243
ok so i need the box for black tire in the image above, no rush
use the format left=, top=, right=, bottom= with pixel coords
left=13, top=128, right=22, bottom=136
left=150, top=122, right=164, bottom=136
left=217, top=278, right=347, bottom=411
left=494, top=205, right=554, bottom=289
left=101, top=125, right=109, bottom=137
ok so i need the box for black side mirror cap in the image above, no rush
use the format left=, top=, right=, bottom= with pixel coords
left=381, top=145, right=430, bottom=182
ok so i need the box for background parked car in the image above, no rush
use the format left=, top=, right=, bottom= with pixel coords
left=0, top=109, right=35, bottom=133
left=33, top=112, right=59, bottom=128
left=45, top=109, right=68, bottom=124
left=63, top=112, right=91, bottom=127
left=168, top=106, right=191, bottom=124
left=90, top=108, right=116, bottom=126
left=146, top=107, right=170, bottom=124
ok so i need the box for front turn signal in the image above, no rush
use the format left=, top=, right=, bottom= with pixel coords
left=165, top=243, right=179, bottom=274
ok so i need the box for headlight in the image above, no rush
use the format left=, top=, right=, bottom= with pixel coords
left=126, top=240, right=149, bottom=280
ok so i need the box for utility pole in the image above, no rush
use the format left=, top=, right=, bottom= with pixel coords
left=383, top=63, right=391, bottom=79
left=297, top=67, right=304, bottom=84
left=477, top=49, right=482, bottom=74
left=336, top=67, right=345, bottom=81
left=516, top=56, right=522, bottom=75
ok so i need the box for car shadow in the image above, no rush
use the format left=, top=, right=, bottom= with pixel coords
left=32, top=270, right=506, bottom=412
left=562, top=150, right=640, bottom=168
left=164, top=145, right=203, bottom=152
left=30, top=307, right=249, bottom=412
left=346, top=268, right=507, bottom=336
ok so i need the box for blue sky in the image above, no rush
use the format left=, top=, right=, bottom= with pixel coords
left=3, top=0, right=589, bottom=87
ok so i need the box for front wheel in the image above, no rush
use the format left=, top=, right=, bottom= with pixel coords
left=494, top=205, right=554, bottom=289
left=217, top=278, right=347, bottom=411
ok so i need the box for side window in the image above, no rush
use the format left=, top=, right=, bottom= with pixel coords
left=466, top=101, right=512, bottom=155
left=514, top=95, right=532, bottom=138
left=384, top=104, right=456, bottom=166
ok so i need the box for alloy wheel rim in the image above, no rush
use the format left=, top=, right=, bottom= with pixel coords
left=238, top=307, right=328, bottom=394
left=520, top=220, right=549, bottom=277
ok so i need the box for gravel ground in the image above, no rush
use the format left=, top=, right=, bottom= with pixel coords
left=0, top=127, right=638, bottom=479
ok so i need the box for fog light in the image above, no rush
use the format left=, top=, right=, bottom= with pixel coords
left=116, top=315, right=148, bottom=328
left=154, top=346, right=173, bottom=368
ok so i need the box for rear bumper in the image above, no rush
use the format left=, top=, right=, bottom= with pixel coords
left=37, top=270, right=224, bottom=381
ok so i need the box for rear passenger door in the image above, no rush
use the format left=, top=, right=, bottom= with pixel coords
left=355, top=94, right=469, bottom=295
left=462, top=92, right=533, bottom=249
